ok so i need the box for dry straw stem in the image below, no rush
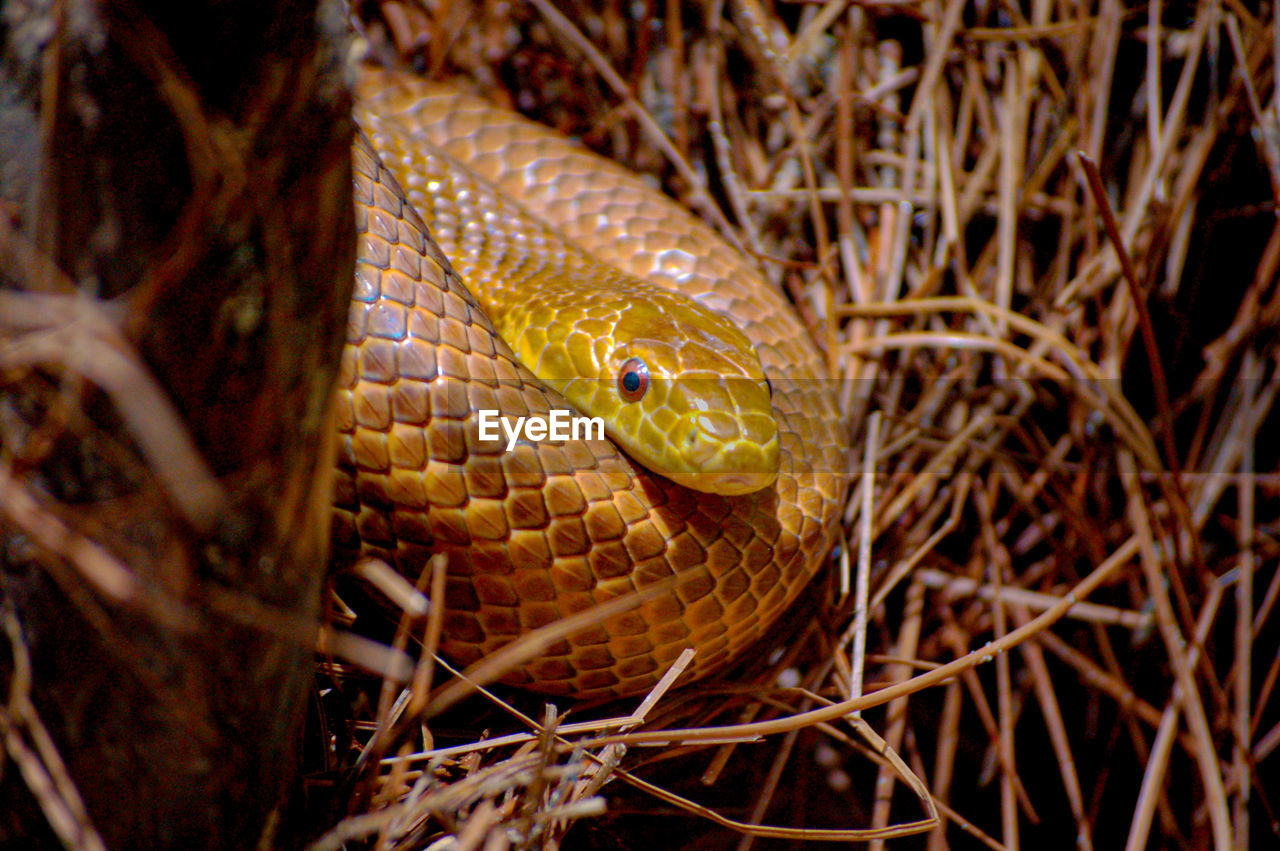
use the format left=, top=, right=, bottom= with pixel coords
left=0, top=610, right=108, bottom=851
left=324, top=0, right=1280, bottom=847
left=0, top=287, right=225, bottom=536
left=0, top=291, right=346, bottom=664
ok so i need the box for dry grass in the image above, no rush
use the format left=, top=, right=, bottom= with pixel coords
left=303, top=1, right=1280, bottom=848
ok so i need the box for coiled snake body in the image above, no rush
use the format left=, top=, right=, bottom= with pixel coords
left=333, top=67, right=848, bottom=698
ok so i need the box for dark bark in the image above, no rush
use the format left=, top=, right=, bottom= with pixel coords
left=0, top=0, right=354, bottom=846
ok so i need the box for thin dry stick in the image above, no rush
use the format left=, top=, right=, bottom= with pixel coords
left=381, top=651, right=693, bottom=767
left=995, top=54, right=1022, bottom=325
left=839, top=296, right=1159, bottom=463
left=1146, top=0, right=1164, bottom=149
left=868, top=576, right=926, bottom=849
left=353, top=554, right=448, bottom=782
left=604, top=713, right=941, bottom=843
left=586, top=536, right=1141, bottom=750
left=1231, top=351, right=1256, bottom=843
left=869, top=483, right=967, bottom=613
left=731, top=725, right=800, bottom=851
left=1035, top=631, right=1197, bottom=753
left=407, top=555, right=450, bottom=716
left=526, top=0, right=741, bottom=246
left=1013, top=611, right=1093, bottom=849
left=1077, top=154, right=1192, bottom=537
left=913, top=569, right=1150, bottom=629
left=974, top=487, right=1021, bottom=851
left=422, top=578, right=674, bottom=718
left=849, top=411, right=880, bottom=705
left=1, top=611, right=109, bottom=851
left=0, top=293, right=226, bottom=531
left=1225, top=13, right=1280, bottom=203
left=1118, top=450, right=1232, bottom=850
left=926, top=680, right=964, bottom=851
left=1124, top=579, right=1225, bottom=851
left=355, top=558, right=430, bottom=619
left=0, top=460, right=140, bottom=605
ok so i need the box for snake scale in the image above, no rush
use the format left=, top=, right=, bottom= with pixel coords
left=331, top=66, right=849, bottom=698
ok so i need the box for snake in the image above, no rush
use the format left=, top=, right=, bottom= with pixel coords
left=331, top=65, right=849, bottom=699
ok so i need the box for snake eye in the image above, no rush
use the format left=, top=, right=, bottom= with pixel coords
left=618, top=358, right=649, bottom=402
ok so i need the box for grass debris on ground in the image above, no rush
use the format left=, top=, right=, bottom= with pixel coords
left=310, top=2, right=1280, bottom=848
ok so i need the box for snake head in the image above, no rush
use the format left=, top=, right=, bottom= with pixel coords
left=512, top=283, right=780, bottom=496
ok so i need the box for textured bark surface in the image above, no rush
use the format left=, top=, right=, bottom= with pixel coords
left=0, top=0, right=353, bottom=846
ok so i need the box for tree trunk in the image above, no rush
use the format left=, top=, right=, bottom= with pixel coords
left=0, top=0, right=353, bottom=846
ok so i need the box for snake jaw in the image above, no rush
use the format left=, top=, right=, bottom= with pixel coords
left=663, top=375, right=780, bottom=495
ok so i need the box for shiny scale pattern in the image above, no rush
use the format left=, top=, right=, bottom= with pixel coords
left=332, top=67, right=849, bottom=698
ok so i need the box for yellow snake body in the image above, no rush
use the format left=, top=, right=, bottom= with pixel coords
left=334, top=67, right=848, bottom=698
left=362, top=101, right=779, bottom=496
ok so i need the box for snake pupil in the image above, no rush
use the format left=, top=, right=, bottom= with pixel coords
left=618, top=358, right=649, bottom=402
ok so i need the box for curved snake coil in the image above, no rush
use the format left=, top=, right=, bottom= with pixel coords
left=332, top=66, right=849, bottom=698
